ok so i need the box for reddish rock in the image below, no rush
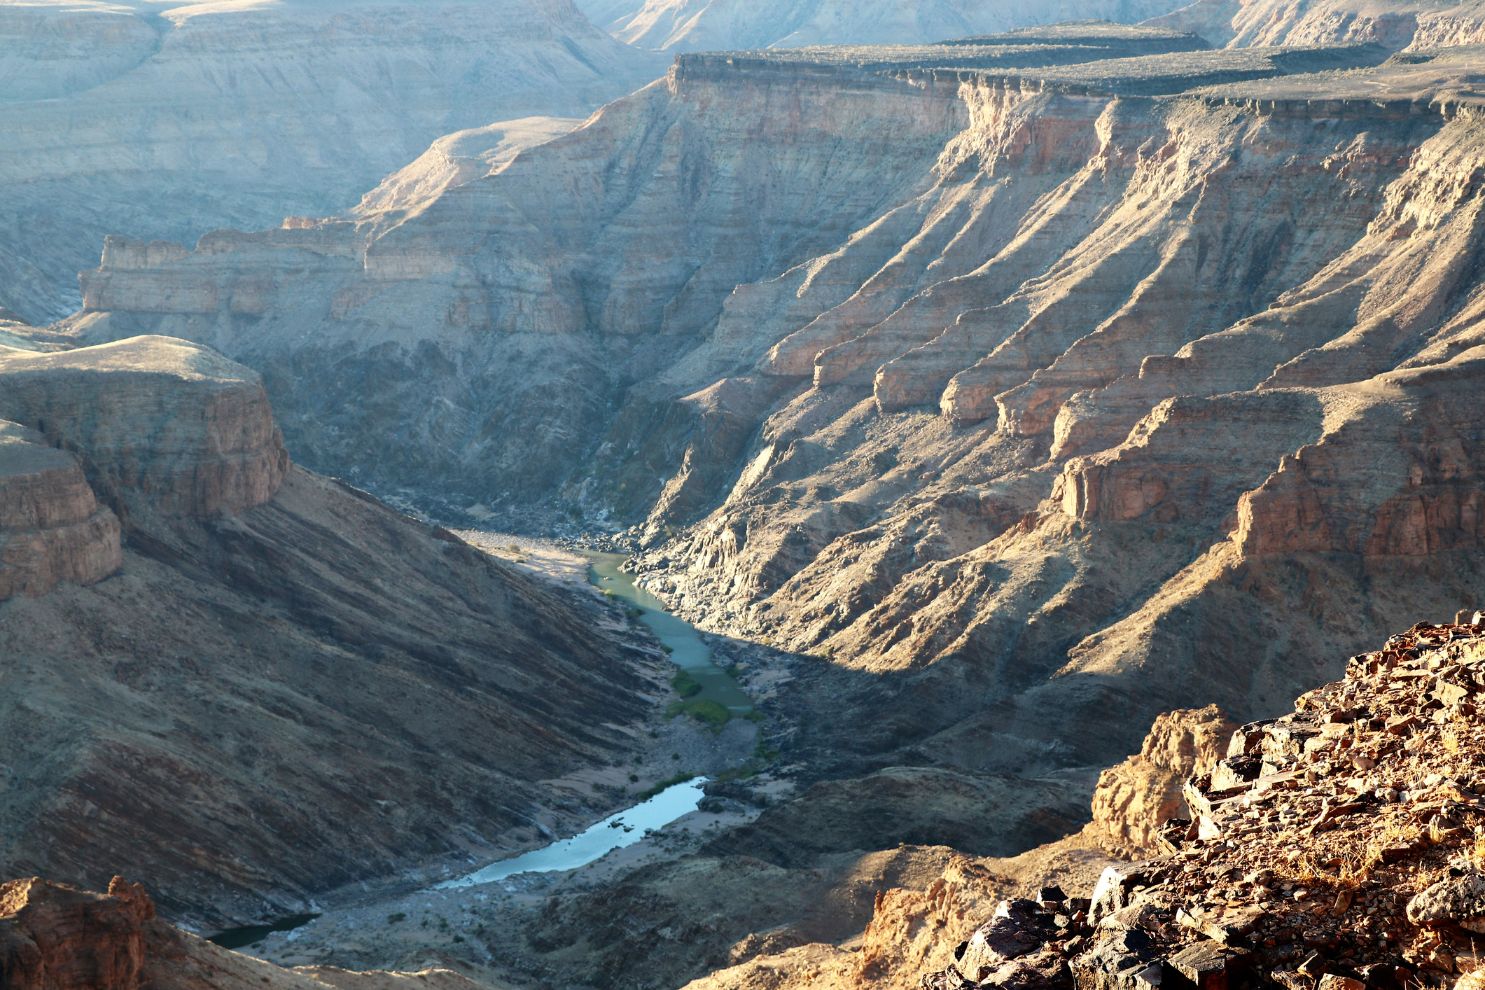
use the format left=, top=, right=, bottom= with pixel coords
left=0, top=877, right=151, bottom=990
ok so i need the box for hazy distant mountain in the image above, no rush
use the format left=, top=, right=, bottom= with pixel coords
left=577, top=0, right=1193, bottom=49
left=0, top=0, right=662, bottom=323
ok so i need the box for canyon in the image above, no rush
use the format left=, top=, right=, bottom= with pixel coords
left=7, top=0, right=1485, bottom=987
left=66, top=21, right=1485, bottom=788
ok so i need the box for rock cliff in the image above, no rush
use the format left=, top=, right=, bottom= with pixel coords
left=0, top=421, right=122, bottom=602
left=0, top=0, right=661, bottom=322
left=0, top=332, right=663, bottom=929
left=0, top=875, right=495, bottom=989
left=0, top=336, right=289, bottom=519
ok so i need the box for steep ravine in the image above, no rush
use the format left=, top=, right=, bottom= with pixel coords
left=0, top=331, right=669, bottom=932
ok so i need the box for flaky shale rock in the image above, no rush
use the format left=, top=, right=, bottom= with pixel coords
left=926, top=620, right=1485, bottom=990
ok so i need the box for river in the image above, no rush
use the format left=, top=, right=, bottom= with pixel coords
left=210, top=544, right=752, bottom=948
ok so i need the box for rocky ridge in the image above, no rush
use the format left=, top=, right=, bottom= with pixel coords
left=927, top=619, right=1485, bottom=990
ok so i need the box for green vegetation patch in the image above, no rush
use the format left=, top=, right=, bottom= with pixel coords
left=671, top=670, right=703, bottom=698
left=666, top=698, right=731, bottom=730
left=639, top=772, right=697, bottom=799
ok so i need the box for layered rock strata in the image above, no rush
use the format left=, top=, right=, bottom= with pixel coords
left=0, top=421, right=121, bottom=601
left=0, top=333, right=661, bottom=929
left=0, top=336, right=288, bottom=519
left=65, top=29, right=1485, bottom=900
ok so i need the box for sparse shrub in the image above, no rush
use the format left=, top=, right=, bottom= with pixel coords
left=666, top=698, right=731, bottom=730
left=671, top=670, right=703, bottom=698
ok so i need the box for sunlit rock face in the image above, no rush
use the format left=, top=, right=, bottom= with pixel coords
left=0, top=421, right=122, bottom=602
left=0, top=0, right=662, bottom=323
left=577, top=0, right=1194, bottom=50
left=0, top=336, right=288, bottom=519
left=67, top=30, right=1485, bottom=784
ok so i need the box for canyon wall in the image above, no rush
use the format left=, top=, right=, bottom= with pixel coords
left=0, top=421, right=122, bottom=602
left=0, top=0, right=661, bottom=323
left=65, top=26, right=1485, bottom=882
left=0, top=332, right=662, bottom=929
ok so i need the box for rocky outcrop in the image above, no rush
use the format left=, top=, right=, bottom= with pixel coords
left=0, top=0, right=660, bottom=322
left=925, top=619, right=1485, bottom=990
left=667, top=696, right=1237, bottom=990
left=0, top=877, right=152, bottom=990
left=0, top=336, right=288, bottom=519
left=0, top=876, right=494, bottom=990
left=0, top=421, right=122, bottom=601
left=0, top=334, right=662, bottom=929
left=1085, top=706, right=1236, bottom=857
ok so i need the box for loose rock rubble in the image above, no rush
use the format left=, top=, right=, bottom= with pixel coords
left=926, top=619, right=1485, bottom=990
